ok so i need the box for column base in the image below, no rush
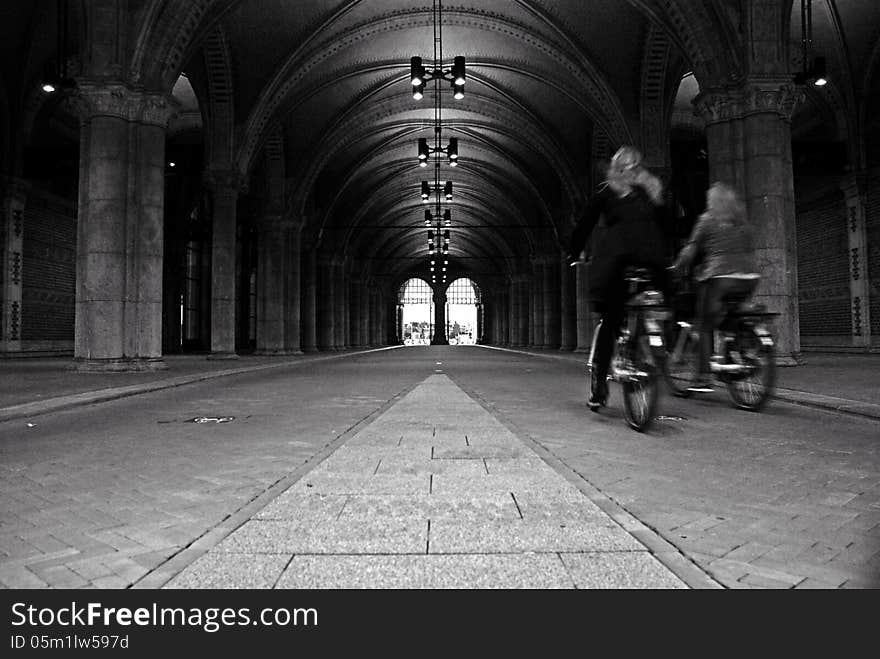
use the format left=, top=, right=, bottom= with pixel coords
left=69, top=357, right=168, bottom=372
left=207, top=351, right=239, bottom=361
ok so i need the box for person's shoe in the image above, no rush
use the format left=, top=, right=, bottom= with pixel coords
left=588, top=380, right=608, bottom=411
left=687, top=378, right=714, bottom=393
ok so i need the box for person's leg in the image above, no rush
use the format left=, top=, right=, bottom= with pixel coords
left=690, top=279, right=717, bottom=391
left=591, top=291, right=625, bottom=406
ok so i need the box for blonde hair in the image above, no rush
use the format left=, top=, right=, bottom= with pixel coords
left=603, top=145, right=664, bottom=204
left=706, top=181, right=746, bottom=223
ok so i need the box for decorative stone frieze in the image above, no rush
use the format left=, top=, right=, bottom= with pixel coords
left=694, top=80, right=805, bottom=125
left=73, top=82, right=178, bottom=127
left=203, top=167, right=248, bottom=195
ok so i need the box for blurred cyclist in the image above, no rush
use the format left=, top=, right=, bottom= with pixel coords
left=566, top=146, right=669, bottom=410
left=672, top=181, right=760, bottom=392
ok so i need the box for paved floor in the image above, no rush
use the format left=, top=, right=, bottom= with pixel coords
left=0, top=347, right=877, bottom=589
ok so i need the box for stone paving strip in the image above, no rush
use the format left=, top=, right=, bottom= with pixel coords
left=164, top=374, right=689, bottom=589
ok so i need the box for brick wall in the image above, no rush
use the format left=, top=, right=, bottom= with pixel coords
left=796, top=184, right=851, bottom=340
left=21, top=190, right=76, bottom=341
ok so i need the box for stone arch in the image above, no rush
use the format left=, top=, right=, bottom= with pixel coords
left=236, top=6, right=632, bottom=182
left=202, top=25, right=235, bottom=167
left=131, top=0, right=238, bottom=91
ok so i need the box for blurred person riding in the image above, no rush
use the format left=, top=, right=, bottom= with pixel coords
left=671, top=181, right=760, bottom=392
left=566, top=146, right=670, bottom=411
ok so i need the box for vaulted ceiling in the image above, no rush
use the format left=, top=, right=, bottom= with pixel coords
left=5, top=1, right=880, bottom=290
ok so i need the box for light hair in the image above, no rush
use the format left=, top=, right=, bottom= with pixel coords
left=706, top=181, right=746, bottom=222
left=603, top=151, right=664, bottom=205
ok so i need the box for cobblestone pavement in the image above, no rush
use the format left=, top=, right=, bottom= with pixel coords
left=0, top=347, right=877, bottom=588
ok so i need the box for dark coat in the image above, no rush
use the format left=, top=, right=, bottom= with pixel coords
left=567, top=184, right=669, bottom=306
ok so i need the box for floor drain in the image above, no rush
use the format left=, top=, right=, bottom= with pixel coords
left=189, top=416, right=235, bottom=424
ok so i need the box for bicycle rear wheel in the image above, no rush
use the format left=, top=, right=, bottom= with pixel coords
left=665, top=324, right=698, bottom=397
left=622, top=361, right=659, bottom=432
left=726, top=327, right=776, bottom=411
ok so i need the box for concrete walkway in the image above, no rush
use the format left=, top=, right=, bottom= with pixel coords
left=0, top=348, right=876, bottom=589
left=155, top=374, right=692, bottom=589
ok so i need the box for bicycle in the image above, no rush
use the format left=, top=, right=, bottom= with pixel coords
left=664, top=280, right=777, bottom=411
left=587, top=266, right=669, bottom=432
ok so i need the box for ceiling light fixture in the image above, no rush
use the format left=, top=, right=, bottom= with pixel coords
left=411, top=0, right=461, bottom=271
left=794, top=0, right=829, bottom=87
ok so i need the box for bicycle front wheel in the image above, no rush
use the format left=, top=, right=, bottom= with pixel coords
left=622, top=363, right=659, bottom=432
left=726, top=327, right=776, bottom=411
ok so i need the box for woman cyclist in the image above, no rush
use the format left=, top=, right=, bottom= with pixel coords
left=566, top=146, right=670, bottom=411
left=671, top=181, right=760, bottom=392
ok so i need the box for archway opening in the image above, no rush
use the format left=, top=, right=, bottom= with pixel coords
left=399, top=278, right=434, bottom=345
left=446, top=278, right=480, bottom=345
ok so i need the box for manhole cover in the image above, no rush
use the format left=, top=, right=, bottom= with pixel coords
left=189, top=416, right=235, bottom=424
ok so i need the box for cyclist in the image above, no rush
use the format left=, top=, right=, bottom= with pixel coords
left=671, top=181, right=761, bottom=392
left=566, top=146, right=670, bottom=411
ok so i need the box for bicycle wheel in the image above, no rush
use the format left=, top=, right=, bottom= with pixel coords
left=726, top=327, right=776, bottom=411
left=621, top=342, right=659, bottom=431
left=664, top=324, right=697, bottom=397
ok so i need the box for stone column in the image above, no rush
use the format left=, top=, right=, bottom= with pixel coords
left=255, top=215, right=302, bottom=355
left=284, top=221, right=304, bottom=354
left=254, top=214, right=286, bottom=354
left=333, top=257, right=347, bottom=349
left=500, top=288, right=510, bottom=346
left=348, top=279, right=361, bottom=348
left=300, top=246, right=317, bottom=352
left=71, top=83, right=176, bottom=370
left=0, top=180, right=27, bottom=353
left=508, top=279, right=518, bottom=346
left=361, top=281, right=371, bottom=348
left=695, top=81, right=803, bottom=363
left=543, top=257, right=561, bottom=349
left=431, top=287, right=448, bottom=344
left=560, top=255, right=576, bottom=351
left=841, top=174, right=872, bottom=347
left=574, top=261, right=592, bottom=352
left=317, top=252, right=335, bottom=351
left=518, top=277, right=530, bottom=347
left=531, top=259, right=544, bottom=348
left=204, top=168, right=245, bottom=360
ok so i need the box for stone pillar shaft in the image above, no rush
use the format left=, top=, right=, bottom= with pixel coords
left=696, top=80, right=803, bottom=363
left=317, top=254, right=334, bottom=350
left=575, top=262, right=592, bottom=352
left=518, top=279, right=530, bottom=347
left=432, top=289, right=448, bottom=344
left=300, top=248, right=317, bottom=352
left=208, top=182, right=239, bottom=359
left=72, top=84, right=175, bottom=370
left=560, top=256, right=576, bottom=351
left=285, top=225, right=303, bottom=353
left=334, top=260, right=346, bottom=349
left=543, top=258, right=561, bottom=348
left=255, top=220, right=286, bottom=353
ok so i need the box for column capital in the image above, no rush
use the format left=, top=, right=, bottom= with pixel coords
left=72, top=81, right=178, bottom=127
left=694, top=79, right=804, bottom=124
left=203, top=167, right=248, bottom=195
